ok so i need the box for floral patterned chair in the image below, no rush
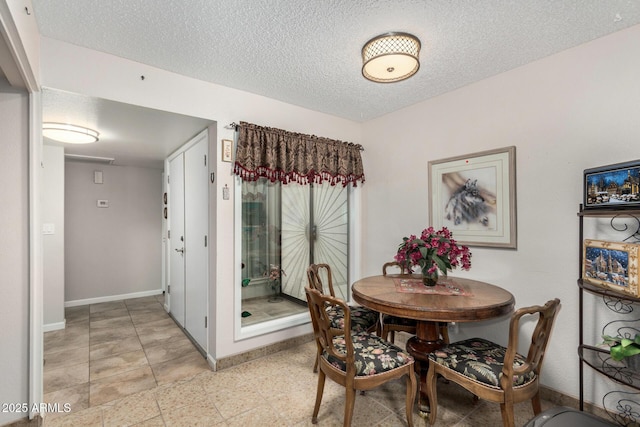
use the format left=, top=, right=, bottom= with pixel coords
left=307, top=264, right=379, bottom=372
left=305, top=286, right=417, bottom=427
left=380, top=261, right=449, bottom=344
left=426, top=298, right=561, bottom=427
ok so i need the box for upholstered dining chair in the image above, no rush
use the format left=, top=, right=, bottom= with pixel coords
left=305, top=287, right=417, bottom=427
left=307, top=263, right=379, bottom=372
left=426, top=298, right=561, bottom=427
left=380, top=261, right=449, bottom=344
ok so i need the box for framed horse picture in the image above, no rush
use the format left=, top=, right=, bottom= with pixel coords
left=428, top=146, right=517, bottom=249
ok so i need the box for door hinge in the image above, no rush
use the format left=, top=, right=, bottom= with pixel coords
left=167, top=285, right=170, bottom=294
left=210, top=172, right=215, bottom=183
left=167, top=175, right=170, bottom=184
left=205, top=316, right=208, bottom=328
left=168, top=230, right=170, bottom=239
left=204, top=154, right=207, bottom=166
left=204, top=235, right=207, bottom=247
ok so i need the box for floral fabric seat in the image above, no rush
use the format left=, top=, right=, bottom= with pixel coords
left=428, top=337, right=536, bottom=388
left=306, top=286, right=417, bottom=426
left=426, top=299, right=560, bottom=427
left=324, top=331, right=414, bottom=376
left=326, top=304, right=379, bottom=333
left=383, top=315, right=416, bottom=328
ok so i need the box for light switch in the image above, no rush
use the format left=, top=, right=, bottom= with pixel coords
left=42, top=223, right=55, bottom=235
left=94, top=170, right=103, bottom=184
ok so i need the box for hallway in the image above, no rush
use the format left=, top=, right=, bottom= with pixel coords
left=43, top=294, right=210, bottom=424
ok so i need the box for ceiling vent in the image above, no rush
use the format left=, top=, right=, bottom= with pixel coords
left=64, top=154, right=115, bottom=165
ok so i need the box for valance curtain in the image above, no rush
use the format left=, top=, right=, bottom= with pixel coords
left=233, top=121, right=365, bottom=187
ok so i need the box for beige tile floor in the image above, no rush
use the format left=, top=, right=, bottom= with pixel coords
left=43, top=295, right=551, bottom=426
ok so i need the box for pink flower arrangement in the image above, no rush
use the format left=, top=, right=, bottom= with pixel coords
left=394, top=227, right=471, bottom=278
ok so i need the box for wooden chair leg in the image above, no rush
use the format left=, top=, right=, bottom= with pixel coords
left=405, top=370, right=417, bottom=427
left=426, top=363, right=438, bottom=425
left=313, top=353, right=319, bottom=373
left=439, top=322, right=450, bottom=344
left=531, top=392, right=542, bottom=415
left=344, top=386, right=356, bottom=427
left=499, top=402, right=515, bottom=427
left=312, top=370, right=326, bottom=424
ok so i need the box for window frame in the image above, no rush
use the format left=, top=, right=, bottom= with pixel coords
left=234, top=176, right=361, bottom=340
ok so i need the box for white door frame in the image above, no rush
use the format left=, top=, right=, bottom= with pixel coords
left=1, top=3, right=45, bottom=419
left=168, top=153, right=186, bottom=326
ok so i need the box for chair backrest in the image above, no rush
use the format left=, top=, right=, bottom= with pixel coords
left=382, top=261, right=410, bottom=275
left=305, top=286, right=353, bottom=367
left=501, top=298, right=561, bottom=390
left=307, top=263, right=336, bottom=297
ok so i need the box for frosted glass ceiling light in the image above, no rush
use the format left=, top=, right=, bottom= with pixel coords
left=362, top=32, right=421, bottom=83
left=43, top=123, right=99, bottom=144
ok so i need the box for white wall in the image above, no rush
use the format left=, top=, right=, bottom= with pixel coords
left=0, top=76, right=30, bottom=425
left=39, top=37, right=362, bottom=360
left=361, top=24, right=640, bottom=405
left=43, top=144, right=65, bottom=329
left=64, top=162, right=163, bottom=302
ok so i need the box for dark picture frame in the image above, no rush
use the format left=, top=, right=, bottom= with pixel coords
left=583, top=160, right=640, bottom=210
left=583, top=239, right=639, bottom=297
left=428, top=146, right=517, bottom=248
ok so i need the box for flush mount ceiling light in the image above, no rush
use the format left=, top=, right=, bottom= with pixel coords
left=43, top=123, right=99, bottom=144
left=362, top=32, right=421, bottom=83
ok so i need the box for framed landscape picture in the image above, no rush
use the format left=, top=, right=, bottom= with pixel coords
left=583, top=160, right=640, bottom=210
left=583, top=239, right=639, bottom=297
left=428, top=146, right=516, bottom=248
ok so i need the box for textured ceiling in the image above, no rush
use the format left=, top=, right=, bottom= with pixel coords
left=32, top=0, right=640, bottom=122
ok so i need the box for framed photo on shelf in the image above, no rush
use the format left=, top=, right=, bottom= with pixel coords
left=428, top=146, right=516, bottom=248
left=583, top=239, right=639, bottom=297
left=583, top=159, right=640, bottom=210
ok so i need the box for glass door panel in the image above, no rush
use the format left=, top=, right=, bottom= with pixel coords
left=312, top=184, right=349, bottom=299
left=280, top=183, right=310, bottom=301
left=281, top=182, right=348, bottom=301
left=240, top=178, right=350, bottom=329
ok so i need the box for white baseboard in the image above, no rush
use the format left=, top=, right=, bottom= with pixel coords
left=65, top=289, right=164, bottom=307
left=43, top=320, right=66, bottom=332
left=207, top=353, right=217, bottom=371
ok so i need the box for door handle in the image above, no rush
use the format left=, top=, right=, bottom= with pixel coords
left=175, top=247, right=184, bottom=254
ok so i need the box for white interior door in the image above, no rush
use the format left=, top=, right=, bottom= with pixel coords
left=184, top=134, right=208, bottom=349
left=168, top=153, right=186, bottom=327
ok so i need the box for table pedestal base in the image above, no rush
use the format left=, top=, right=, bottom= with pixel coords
left=405, top=322, right=444, bottom=413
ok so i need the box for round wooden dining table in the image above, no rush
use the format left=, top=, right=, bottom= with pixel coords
left=352, top=274, right=515, bottom=412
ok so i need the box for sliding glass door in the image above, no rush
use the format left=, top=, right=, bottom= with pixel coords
left=280, top=182, right=349, bottom=301
left=240, top=178, right=349, bottom=312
